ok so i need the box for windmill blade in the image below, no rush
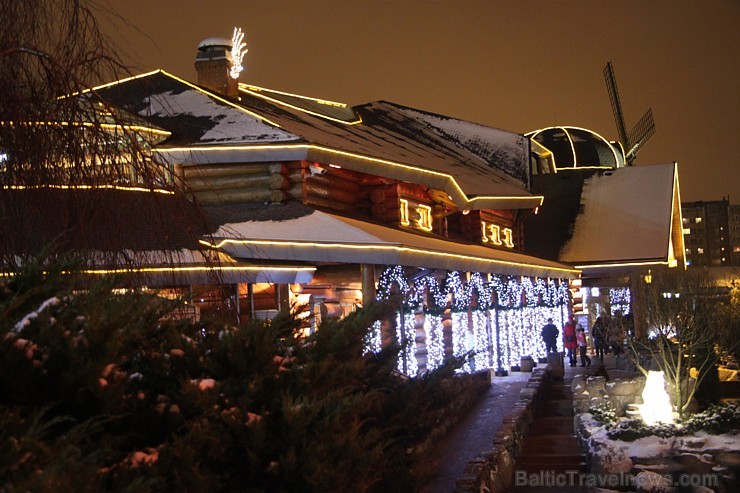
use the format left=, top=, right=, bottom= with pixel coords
left=604, top=62, right=629, bottom=151
left=625, top=108, right=656, bottom=163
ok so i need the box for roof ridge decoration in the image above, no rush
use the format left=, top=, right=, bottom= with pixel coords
left=238, top=83, right=361, bottom=125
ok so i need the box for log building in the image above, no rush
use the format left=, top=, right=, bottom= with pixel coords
left=1, top=36, right=684, bottom=374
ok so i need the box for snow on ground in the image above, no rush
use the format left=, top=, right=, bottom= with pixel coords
left=584, top=414, right=740, bottom=461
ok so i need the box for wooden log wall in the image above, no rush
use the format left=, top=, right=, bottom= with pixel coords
left=181, top=162, right=295, bottom=205
left=448, top=209, right=518, bottom=246
left=368, top=182, right=448, bottom=228
left=302, top=161, right=370, bottom=215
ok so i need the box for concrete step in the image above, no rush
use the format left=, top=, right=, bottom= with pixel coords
left=521, top=435, right=580, bottom=453
left=529, top=417, right=575, bottom=434
left=507, top=486, right=596, bottom=493
left=534, top=399, right=574, bottom=417
left=514, top=455, right=589, bottom=473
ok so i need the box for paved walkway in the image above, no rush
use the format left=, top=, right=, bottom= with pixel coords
left=420, top=355, right=619, bottom=493
left=419, top=370, right=531, bottom=493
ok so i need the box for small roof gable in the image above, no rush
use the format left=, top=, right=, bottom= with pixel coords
left=557, top=163, right=682, bottom=272
left=90, top=71, right=300, bottom=146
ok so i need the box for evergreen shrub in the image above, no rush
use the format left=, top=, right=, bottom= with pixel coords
left=1, top=265, right=468, bottom=492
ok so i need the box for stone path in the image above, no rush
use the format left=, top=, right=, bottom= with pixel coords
left=419, top=371, right=531, bottom=493
left=420, top=357, right=617, bottom=493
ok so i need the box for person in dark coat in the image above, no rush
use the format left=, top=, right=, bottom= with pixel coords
left=541, top=318, right=559, bottom=354
left=592, top=316, right=607, bottom=360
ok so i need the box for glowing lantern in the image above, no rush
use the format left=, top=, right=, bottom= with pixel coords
left=639, top=370, right=674, bottom=425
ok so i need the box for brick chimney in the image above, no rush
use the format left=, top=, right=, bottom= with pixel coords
left=194, top=37, right=239, bottom=98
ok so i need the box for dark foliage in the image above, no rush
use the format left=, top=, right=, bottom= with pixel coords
left=1, top=265, right=468, bottom=492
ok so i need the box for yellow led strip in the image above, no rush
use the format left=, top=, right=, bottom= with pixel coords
left=200, top=238, right=580, bottom=275
left=527, top=126, right=621, bottom=169
left=153, top=143, right=543, bottom=209
left=0, top=120, right=171, bottom=137
left=530, top=139, right=558, bottom=173
left=0, top=265, right=316, bottom=278
left=574, top=260, right=672, bottom=270
left=239, top=83, right=348, bottom=107
left=3, top=184, right=175, bottom=195
left=65, top=70, right=283, bottom=129
left=79, top=265, right=316, bottom=275
left=239, top=84, right=362, bottom=125
left=670, top=162, right=687, bottom=270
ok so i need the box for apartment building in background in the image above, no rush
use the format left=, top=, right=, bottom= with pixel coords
left=681, top=198, right=737, bottom=267
left=731, top=203, right=740, bottom=266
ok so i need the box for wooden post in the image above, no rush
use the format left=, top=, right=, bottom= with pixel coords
left=234, top=284, right=241, bottom=324
left=276, top=284, right=290, bottom=314
left=248, top=283, right=255, bottom=321
left=361, top=264, right=376, bottom=305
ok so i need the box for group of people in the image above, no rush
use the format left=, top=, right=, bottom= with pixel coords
left=541, top=312, right=628, bottom=367
left=541, top=315, right=591, bottom=367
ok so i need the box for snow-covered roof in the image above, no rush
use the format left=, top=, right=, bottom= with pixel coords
left=559, top=163, right=682, bottom=271
left=239, top=95, right=533, bottom=198
left=204, top=203, right=578, bottom=279
left=93, top=71, right=539, bottom=209
left=90, top=70, right=300, bottom=145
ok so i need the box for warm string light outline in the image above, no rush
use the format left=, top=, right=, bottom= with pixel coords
left=239, top=84, right=363, bottom=125
left=200, top=237, right=580, bottom=276
left=73, top=70, right=284, bottom=129
left=574, top=259, right=675, bottom=270
left=0, top=120, right=171, bottom=137
left=2, top=184, right=175, bottom=195
left=0, top=265, right=316, bottom=278
left=526, top=126, right=622, bottom=170
left=669, top=163, right=687, bottom=270
left=399, top=199, right=433, bottom=232
left=163, top=143, right=545, bottom=211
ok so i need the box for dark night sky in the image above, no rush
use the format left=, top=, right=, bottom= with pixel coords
left=98, top=0, right=739, bottom=203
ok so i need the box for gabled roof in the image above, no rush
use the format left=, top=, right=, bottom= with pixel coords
left=524, top=163, right=685, bottom=277
left=90, top=70, right=300, bottom=146
left=90, top=70, right=542, bottom=211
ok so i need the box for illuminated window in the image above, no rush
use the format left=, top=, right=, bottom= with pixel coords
left=698, top=247, right=704, bottom=254
left=695, top=217, right=702, bottom=223
left=682, top=228, right=691, bottom=235
left=685, top=248, right=692, bottom=255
